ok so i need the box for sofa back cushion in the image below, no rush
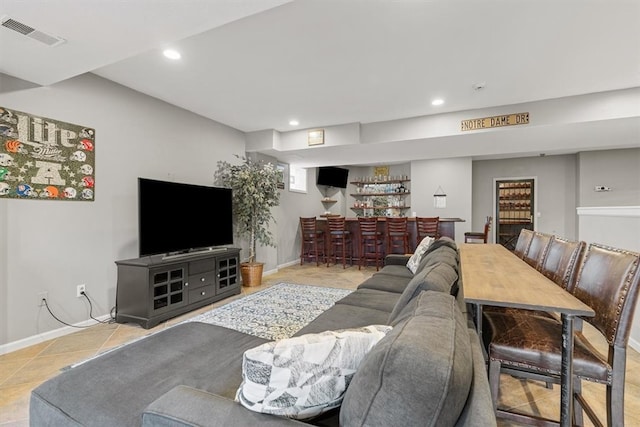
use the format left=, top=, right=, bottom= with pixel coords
left=416, top=245, right=459, bottom=274
left=406, top=236, right=435, bottom=273
left=340, top=291, right=473, bottom=427
left=387, top=262, right=458, bottom=324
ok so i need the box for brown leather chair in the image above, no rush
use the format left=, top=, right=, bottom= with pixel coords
left=522, top=231, right=553, bottom=269
left=538, top=236, right=586, bottom=293
left=513, top=228, right=534, bottom=259
left=485, top=236, right=587, bottom=319
left=484, top=243, right=640, bottom=427
left=386, top=216, right=409, bottom=255
left=415, top=216, right=439, bottom=246
left=464, top=216, right=492, bottom=243
left=357, top=216, right=383, bottom=270
left=326, top=216, right=353, bottom=268
left=299, top=217, right=324, bottom=266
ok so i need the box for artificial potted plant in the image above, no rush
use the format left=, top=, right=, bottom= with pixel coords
left=215, top=155, right=280, bottom=286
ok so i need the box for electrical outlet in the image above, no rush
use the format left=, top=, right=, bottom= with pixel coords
left=37, top=291, right=48, bottom=307
left=76, top=284, right=86, bottom=298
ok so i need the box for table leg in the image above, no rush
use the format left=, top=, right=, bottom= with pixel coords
left=474, top=303, right=483, bottom=338
left=560, top=313, right=574, bottom=427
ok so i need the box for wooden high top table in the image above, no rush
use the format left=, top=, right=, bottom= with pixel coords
left=459, top=243, right=594, bottom=427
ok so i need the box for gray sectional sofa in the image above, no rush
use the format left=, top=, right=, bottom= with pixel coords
left=30, top=237, right=496, bottom=426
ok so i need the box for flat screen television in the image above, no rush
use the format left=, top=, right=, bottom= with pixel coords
left=316, top=166, right=349, bottom=188
left=138, top=178, right=234, bottom=257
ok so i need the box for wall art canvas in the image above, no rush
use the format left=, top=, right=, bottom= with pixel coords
left=0, top=106, right=95, bottom=201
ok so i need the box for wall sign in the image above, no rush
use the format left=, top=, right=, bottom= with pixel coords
left=461, top=112, right=529, bottom=131
left=308, top=129, right=324, bottom=146
left=0, top=106, right=95, bottom=201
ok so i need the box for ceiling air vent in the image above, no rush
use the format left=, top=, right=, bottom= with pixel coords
left=1, top=15, right=66, bottom=47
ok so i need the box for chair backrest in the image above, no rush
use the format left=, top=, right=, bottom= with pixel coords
left=300, top=217, right=318, bottom=235
left=358, top=216, right=379, bottom=235
left=327, top=216, right=347, bottom=233
left=522, top=231, right=552, bottom=269
left=538, top=236, right=586, bottom=292
left=483, top=216, right=492, bottom=242
left=416, top=217, right=439, bottom=240
left=513, top=228, right=534, bottom=259
left=572, top=243, right=640, bottom=348
left=386, top=217, right=408, bottom=234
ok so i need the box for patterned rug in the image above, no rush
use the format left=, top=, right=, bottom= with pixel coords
left=182, top=283, right=353, bottom=340
left=65, top=283, right=352, bottom=370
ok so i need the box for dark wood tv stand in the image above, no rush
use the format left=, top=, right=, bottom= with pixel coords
left=115, top=248, right=241, bottom=329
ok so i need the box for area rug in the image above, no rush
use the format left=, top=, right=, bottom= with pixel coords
left=65, top=283, right=352, bottom=370
left=181, top=282, right=353, bottom=340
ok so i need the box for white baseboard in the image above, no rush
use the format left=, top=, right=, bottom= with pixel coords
left=0, top=314, right=112, bottom=356
left=262, top=259, right=300, bottom=277
left=630, top=337, right=640, bottom=353
left=279, top=259, right=301, bottom=269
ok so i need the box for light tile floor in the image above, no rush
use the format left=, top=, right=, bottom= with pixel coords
left=1, top=263, right=638, bottom=426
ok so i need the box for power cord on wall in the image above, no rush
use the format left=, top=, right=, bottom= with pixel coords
left=42, top=298, right=93, bottom=328
left=80, top=291, right=114, bottom=324
left=41, top=291, right=116, bottom=328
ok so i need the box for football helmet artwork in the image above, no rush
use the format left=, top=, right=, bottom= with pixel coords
left=81, top=188, right=93, bottom=199
left=81, top=176, right=95, bottom=188
left=1, top=107, right=95, bottom=201
left=78, top=139, right=94, bottom=151
left=0, top=153, right=14, bottom=166
left=63, top=187, right=77, bottom=199
left=16, top=183, right=33, bottom=197
left=70, top=150, right=87, bottom=161
left=42, top=186, right=59, bottom=198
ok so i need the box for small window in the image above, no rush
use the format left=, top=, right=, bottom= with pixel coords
left=289, top=166, right=307, bottom=193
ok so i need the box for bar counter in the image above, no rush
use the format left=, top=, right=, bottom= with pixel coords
left=316, top=217, right=465, bottom=256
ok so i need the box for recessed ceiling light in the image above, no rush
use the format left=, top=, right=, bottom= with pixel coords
left=163, top=49, right=181, bottom=60
left=289, top=120, right=299, bottom=126
left=431, top=99, right=444, bottom=106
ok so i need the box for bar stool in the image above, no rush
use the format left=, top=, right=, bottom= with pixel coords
left=464, top=216, right=492, bottom=243
left=358, top=216, right=383, bottom=270
left=386, top=216, right=409, bottom=255
left=326, top=216, right=353, bottom=268
left=299, top=217, right=324, bottom=266
left=416, top=216, right=439, bottom=246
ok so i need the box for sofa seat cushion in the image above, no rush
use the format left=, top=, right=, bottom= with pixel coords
left=236, top=325, right=392, bottom=420
left=377, top=264, right=415, bottom=279
left=335, top=288, right=401, bottom=313
left=357, top=273, right=411, bottom=294
left=294, top=304, right=391, bottom=336
left=340, top=291, right=473, bottom=427
left=387, top=262, right=459, bottom=323
left=30, top=323, right=269, bottom=427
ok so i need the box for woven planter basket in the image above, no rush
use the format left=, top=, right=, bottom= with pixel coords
left=240, top=262, right=264, bottom=287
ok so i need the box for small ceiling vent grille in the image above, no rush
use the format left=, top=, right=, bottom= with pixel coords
left=1, top=15, right=66, bottom=47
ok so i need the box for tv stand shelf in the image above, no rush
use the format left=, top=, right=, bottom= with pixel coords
left=115, top=248, right=241, bottom=329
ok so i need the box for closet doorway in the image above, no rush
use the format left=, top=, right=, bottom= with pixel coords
left=495, top=178, right=535, bottom=251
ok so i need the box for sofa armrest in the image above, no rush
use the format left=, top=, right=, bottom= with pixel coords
left=454, top=329, right=497, bottom=427
left=142, top=385, right=308, bottom=427
left=384, top=254, right=411, bottom=266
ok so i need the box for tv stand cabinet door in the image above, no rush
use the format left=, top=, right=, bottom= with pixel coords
left=216, top=252, right=239, bottom=294
left=115, top=261, right=188, bottom=328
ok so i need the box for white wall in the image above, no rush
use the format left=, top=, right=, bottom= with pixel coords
left=0, top=73, right=245, bottom=348
left=275, top=167, right=328, bottom=267
left=410, top=157, right=473, bottom=243
left=472, top=154, right=578, bottom=240
left=576, top=148, right=640, bottom=350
